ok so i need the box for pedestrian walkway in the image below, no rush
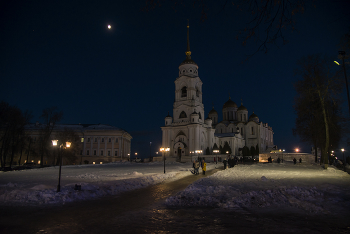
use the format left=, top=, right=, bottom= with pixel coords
left=0, top=167, right=222, bottom=234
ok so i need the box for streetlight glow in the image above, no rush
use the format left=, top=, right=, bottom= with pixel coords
left=108, top=25, right=111, bottom=29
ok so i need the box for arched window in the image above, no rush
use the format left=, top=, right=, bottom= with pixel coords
left=181, top=87, right=187, bottom=97
left=198, top=112, right=202, bottom=119
left=179, top=111, right=187, bottom=118
left=196, top=89, right=199, bottom=97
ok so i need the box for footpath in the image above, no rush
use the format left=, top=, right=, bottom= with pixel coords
left=0, top=168, right=222, bottom=234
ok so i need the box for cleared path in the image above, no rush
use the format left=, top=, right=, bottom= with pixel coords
left=0, top=168, right=222, bottom=234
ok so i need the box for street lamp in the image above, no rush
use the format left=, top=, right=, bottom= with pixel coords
left=335, top=51, right=350, bottom=116
left=213, top=149, right=219, bottom=165
left=160, top=147, right=170, bottom=173
left=52, top=140, right=71, bottom=192
left=150, top=142, right=152, bottom=160
left=341, top=148, right=345, bottom=171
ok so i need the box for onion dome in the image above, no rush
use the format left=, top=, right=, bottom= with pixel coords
left=249, top=112, right=259, bottom=122
left=238, top=105, right=247, bottom=111
left=223, top=97, right=237, bottom=108
left=238, top=99, right=247, bottom=111
left=209, top=107, right=218, bottom=115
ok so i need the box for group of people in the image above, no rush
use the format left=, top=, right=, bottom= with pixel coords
left=192, top=159, right=207, bottom=175
left=222, top=155, right=238, bottom=169
left=293, top=158, right=302, bottom=164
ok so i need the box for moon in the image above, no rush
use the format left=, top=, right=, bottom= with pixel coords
left=108, top=25, right=111, bottom=29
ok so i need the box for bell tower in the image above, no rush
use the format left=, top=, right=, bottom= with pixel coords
left=173, top=22, right=204, bottom=124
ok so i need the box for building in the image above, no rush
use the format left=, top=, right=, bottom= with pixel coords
left=24, top=123, right=132, bottom=165
left=161, top=24, right=274, bottom=162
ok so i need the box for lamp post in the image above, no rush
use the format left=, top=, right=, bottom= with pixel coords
left=337, top=51, right=350, bottom=116
left=341, top=148, right=345, bottom=171
left=160, top=147, right=170, bottom=173
left=52, top=140, right=71, bottom=192
left=150, top=142, right=152, bottom=161
left=213, top=149, right=219, bottom=165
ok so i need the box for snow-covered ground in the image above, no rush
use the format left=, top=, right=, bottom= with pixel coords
left=1, top=161, right=350, bottom=216
left=166, top=162, right=350, bottom=215
left=0, top=161, right=215, bottom=206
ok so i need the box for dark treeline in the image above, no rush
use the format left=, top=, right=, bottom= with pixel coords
left=0, top=102, right=79, bottom=169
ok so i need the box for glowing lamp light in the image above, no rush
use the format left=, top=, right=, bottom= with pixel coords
left=341, top=148, right=345, bottom=152
left=226, top=151, right=229, bottom=154
left=334, top=61, right=340, bottom=65
left=66, top=142, right=71, bottom=148
left=52, top=140, right=58, bottom=146
left=108, top=25, right=111, bottom=29
left=295, top=148, right=299, bottom=152
left=135, top=152, right=138, bottom=155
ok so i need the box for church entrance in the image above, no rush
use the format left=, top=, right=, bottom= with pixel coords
left=177, top=147, right=182, bottom=162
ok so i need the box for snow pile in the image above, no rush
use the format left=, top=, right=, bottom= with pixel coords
left=166, top=163, right=350, bottom=214
left=0, top=162, right=216, bottom=206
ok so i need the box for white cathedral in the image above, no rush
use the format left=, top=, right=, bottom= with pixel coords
left=161, top=25, right=274, bottom=162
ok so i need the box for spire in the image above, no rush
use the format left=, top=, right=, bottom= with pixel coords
left=185, top=20, right=191, bottom=59
left=241, top=99, right=243, bottom=105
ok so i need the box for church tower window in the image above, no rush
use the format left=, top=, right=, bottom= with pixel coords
left=199, top=112, right=202, bottom=119
left=181, top=87, right=187, bottom=97
left=179, top=111, right=187, bottom=118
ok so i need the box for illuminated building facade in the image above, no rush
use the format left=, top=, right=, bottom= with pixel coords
left=161, top=25, right=274, bottom=161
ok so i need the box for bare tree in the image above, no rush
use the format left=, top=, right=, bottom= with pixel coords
left=38, top=107, right=63, bottom=167
left=294, top=54, right=343, bottom=167
left=0, top=102, right=32, bottom=168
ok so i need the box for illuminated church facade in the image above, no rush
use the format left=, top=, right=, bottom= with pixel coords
left=161, top=25, right=274, bottom=161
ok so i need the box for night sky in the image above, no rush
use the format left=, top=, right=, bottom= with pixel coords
left=1, top=0, right=349, bottom=158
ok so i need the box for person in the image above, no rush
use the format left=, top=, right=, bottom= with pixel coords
left=194, top=160, right=199, bottom=174
left=233, top=156, right=238, bottom=166
left=277, top=157, right=281, bottom=163
left=191, top=160, right=196, bottom=174
left=223, top=158, right=227, bottom=169
left=202, top=160, right=207, bottom=175
left=299, top=158, right=302, bottom=163
left=293, top=158, right=297, bottom=165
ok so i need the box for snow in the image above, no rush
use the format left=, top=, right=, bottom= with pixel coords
left=0, top=162, right=215, bottom=206
left=165, top=162, right=350, bottom=215
left=1, top=161, right=350, bottom=216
